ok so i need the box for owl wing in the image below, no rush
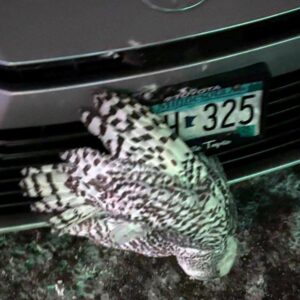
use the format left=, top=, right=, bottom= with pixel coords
left=22, top=167, right=148, bottom=245
left=78, top=91, right=236, bottom=247
left=20, top=90, right=234, bottom=249
left=81, top=90, right=209, bottom=187
left=20, top=150, right=191, bottom=248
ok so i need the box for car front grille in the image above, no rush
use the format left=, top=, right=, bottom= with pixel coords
left=1, top=68, right=300, bottom=215
left=219, top=69, right=300, bottom=170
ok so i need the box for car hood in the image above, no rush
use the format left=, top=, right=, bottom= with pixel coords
left=0, top=0, right=299, bottom=66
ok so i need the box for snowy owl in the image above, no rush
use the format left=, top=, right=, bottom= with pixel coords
left=20, top=90, right=238, bottom=280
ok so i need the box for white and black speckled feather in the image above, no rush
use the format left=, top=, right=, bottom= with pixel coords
left=20, top=90, right=238, bottom=280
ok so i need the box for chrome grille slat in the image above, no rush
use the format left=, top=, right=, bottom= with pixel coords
left=266, top=103, right=300, bottom=118
left=221, top=136, right=300, bottom=165
left=270, top=80, right=300, bottom=93
left=0, top=132, right=89, bottom=147
left=267, top=116, right=300, bottom=130
left=0, top=201, right=33, bottom=209
left=1, top=149, right=67, bottom=161
left=269, top=81, right=300, bottom=101
left=0, top=190, right=21, bottom=197
left=218, top=127, right=300, bottom=159
left=267, top=92, right=300, bottom=106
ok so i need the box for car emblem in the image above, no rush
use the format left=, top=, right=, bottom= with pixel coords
left=142, top=0, right=205, bottom=12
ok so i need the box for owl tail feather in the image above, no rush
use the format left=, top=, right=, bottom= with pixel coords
left=20, top=165, right=68, bottom=198
left=19, top=163, right=97, bottom=227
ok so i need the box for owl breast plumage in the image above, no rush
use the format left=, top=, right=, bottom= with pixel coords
left=20, top=90, right=238, bottom=280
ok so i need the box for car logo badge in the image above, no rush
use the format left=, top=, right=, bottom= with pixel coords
left=142, top=0, right=205, bottom=12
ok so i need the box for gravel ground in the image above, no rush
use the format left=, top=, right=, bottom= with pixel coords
left=1, top=166, right=300, bottom=300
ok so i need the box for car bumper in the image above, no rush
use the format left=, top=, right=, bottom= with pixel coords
left=0, top=8, right=300, bottom=233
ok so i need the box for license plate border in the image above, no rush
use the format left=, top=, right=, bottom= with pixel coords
left=142, top=63, right=271, bottom=153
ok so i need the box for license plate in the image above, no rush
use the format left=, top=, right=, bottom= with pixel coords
left=150, top=81, right=263, bottom=141
left=140, top=64, right=269, bottom=153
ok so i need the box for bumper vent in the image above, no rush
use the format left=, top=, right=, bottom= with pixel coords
left=1, top=68, right=300, bottom=214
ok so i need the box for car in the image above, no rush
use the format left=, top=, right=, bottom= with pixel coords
left=0, top=1, right=300, bottom=233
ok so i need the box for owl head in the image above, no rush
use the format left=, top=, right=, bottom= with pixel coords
left=176, top=236, right=238, bottom=280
